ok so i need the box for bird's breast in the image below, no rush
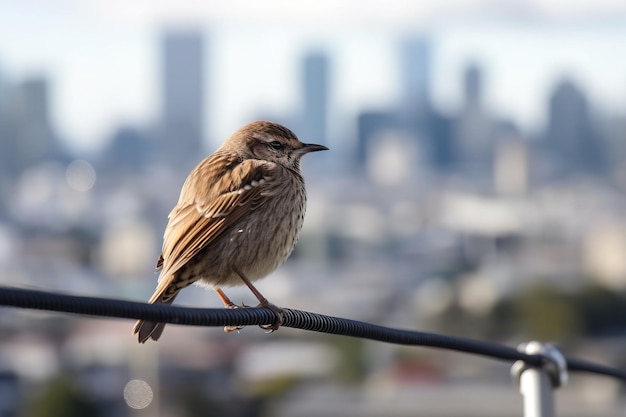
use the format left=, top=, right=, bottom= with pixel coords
left=220, top=174, right=307, bottom=281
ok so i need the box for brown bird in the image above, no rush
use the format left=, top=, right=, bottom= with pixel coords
left=133, top=121, right=327, bottom=343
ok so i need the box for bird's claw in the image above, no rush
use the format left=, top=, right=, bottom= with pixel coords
left=259, top=302, right=284, bottom=333
left=222, top=301, right=283, bottom=333
left=223, top=303, right=245, bottom=333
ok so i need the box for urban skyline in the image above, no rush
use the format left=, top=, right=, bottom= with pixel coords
left=1, top=28, right=624, bottom=182
left=2, top=17, right=626, bottom=151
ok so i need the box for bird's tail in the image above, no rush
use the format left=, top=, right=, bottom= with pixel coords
left=133, top=288, right=179, bottom=343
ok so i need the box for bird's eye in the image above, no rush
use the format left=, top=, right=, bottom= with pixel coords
left=268, top=141, right=284, bottom=150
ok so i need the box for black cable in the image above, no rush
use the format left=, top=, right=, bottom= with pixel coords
left=566, top=357, right=626, bottom=380
left=0, top=286, right=625, bottom=382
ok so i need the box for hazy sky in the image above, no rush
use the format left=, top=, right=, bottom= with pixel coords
left=1, top=0, right=626, bottom=152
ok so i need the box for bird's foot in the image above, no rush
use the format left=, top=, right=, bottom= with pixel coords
left=223, top=303, right=245, bottom=333
left=258, top=302, right=284, bottom=333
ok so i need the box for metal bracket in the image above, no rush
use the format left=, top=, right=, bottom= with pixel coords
left=511, top=341, right=569, bottom=417
left=511, top=341, right=568, bottom=388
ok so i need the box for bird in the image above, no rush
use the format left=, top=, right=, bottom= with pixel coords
left=133, top=121, right=328, bottom=343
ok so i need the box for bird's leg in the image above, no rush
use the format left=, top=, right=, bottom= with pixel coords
left=235, top=270, right=284, bottom=332
left=215, top=288, right=244, bottom=333
left=215, top=288, right=238, bottom=308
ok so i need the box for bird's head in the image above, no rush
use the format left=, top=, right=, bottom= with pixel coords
left=223, top=121, right=328, bottom=170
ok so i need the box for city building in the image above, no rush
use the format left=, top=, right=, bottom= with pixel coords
left=158, top=30, right=206, bottom=169
left=453, top=63, right=495, bottom=176
left=545, top=79, right=604, bottom=174
left=301, top=51, right=329, bottom=146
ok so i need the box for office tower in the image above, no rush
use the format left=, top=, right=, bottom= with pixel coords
left=301, top=51, right=329, bottom=145
left=160, top=30, right=205, bottom=166
left=453, top=63, right=494, bottom=174
left=399, top=36, right=456, bottom=172
left=546, top=79, right=603, bottom=173
left=399, top=37, right=431, bottom=116
left=12, top=78, right=58, bottom=173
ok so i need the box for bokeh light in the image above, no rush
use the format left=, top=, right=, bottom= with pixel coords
left=123, top=379, right=153, bottom=409
left=66, top=159, right=96, bottom=192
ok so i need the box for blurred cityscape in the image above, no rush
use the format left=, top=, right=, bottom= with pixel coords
left=1, top=25, right=626, bottom=417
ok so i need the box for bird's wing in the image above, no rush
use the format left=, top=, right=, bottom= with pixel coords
left=149, top=156, right=276, bottom=303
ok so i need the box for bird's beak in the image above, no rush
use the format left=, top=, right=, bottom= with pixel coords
left=295, top=143, right=329, bottom=155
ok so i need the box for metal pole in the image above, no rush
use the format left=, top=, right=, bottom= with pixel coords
left=518, top=364, right=555, bottom=417
left=511, top=341, right=568, bottom=417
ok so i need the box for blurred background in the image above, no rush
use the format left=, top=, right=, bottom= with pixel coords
left=1, top=1, right=626, bottom=416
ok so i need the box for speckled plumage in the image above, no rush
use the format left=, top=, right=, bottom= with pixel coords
left=133, top=121, right=327, bottom=343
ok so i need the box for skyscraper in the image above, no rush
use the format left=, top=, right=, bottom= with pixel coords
left=453, top=62, right=494, bottom=174
left=546, top=79, right=603, bottom=173
left=160, top=30, right=205, bottom=166
left=398, top=36, right=455, bottom=171
left=11, top=78, right=58, bottom=174
left=301, top=51, right=329, bottom=145
left=399, top=37, right=431, bottom=116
